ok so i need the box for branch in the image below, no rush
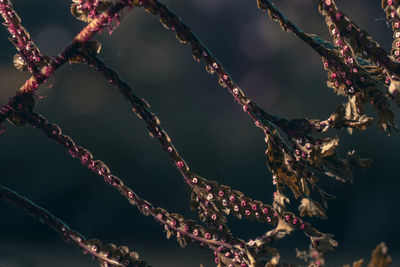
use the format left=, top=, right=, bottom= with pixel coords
left=382, top=0, right=400, bottom=61
left=256, top=0, right=396, bottom=133
left=1, top=0, right=135, bottom=128
left=18, top=0, right=135, bottom=94
left=77, top=52, right=327, bottom=243
left=132, top=0, right=370, bottom=221
left=0, top=184, right=149, bottom=267
left=316, top=0, right=400, bottom=76
left=19, top=110, right=262, bottom=267
left=0, top=0, right=46, bottom=75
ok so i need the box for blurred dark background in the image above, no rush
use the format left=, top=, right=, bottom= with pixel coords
left=0, top=0, right=399, bottom=266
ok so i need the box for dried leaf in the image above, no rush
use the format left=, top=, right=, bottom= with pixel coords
left=70, top=41, right=102, bottom=63
left=70, top=1, right=112, bottom=23
left=13, top=54, right=29, bottom=71
left=272, top=217, right=294, bottom=240
left=177, top=235, right=187, bottom=248
left=388, top=78, right=400, bottom=107
left=273, top=192, right=290, bottom=213
left=311, top=233, right=338, bottom=253
left=296, top=248, right=309, bottom=262
left=298, top=198, right=327, bottom=219
left=368, top=243, right=392, bottom=267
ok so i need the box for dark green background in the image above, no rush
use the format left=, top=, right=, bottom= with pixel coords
left=0, top=1, right=399, bottom=266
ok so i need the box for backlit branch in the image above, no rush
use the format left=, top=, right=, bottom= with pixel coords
left=0, top=0, right=395, bottom=266
left=0, top=184, right=149, bottom=267
left=19, top=110, right=268, bottom=267
left=78, top=52, right=329, bottom=243
left=0, top=0, right=46, bottom=75
left=132, top=0, right=370, bottom=224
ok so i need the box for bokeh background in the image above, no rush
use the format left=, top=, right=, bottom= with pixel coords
left=0, top=0, right=399, bottom=266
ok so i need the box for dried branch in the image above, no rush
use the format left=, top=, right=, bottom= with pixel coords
left=132, top=0, right=370, bottom=222
left=0, top=184, right=149, bottom=267
left=18, top=0, right=134, bottom=94
left=0, top=0, right=134, bottom=127
left=0, top=1, right=395, bottom=266
left=19, top=110, right=274, bottom=266
left=0, top=0, right=47, bottom=75
left=256, top=0, right=396, bottom=133
left=382, top=0, right=400, bottom=61
left=77, top=52, right=330, bottom=245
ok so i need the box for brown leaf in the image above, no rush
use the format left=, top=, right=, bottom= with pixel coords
left=389, top=79, right=400, bottom=107
left=368, top=243, right=392, bottom=267
left=273, top=192, right=290, bottom=212
left=70, top=41, right=102, bottom=63
left=13, top=54, right=29, bottom=71
left=296, top=248, right=309, bottom=262
left=298, top=198, right=327, bottom=219
left=273, top=217, right=294, bottom=239
left=319, top=137, right=339, bottom=157
left=70, top=1, right=112, bottom=22
left=311, top=233, right=338, bottom=253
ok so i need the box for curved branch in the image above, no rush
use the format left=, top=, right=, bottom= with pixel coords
left=0, top=184, right=149, bottom=267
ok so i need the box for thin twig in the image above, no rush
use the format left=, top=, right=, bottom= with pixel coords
left=78, top=52, right=324, bottom=241
left=0, top=0, right=45, bottom=76
left=20, top=110, right=252, bottom=266
left=0, top=184, right=150, bottom=267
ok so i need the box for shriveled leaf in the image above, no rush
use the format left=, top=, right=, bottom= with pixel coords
left=311, top=233, right=338, bottom=253
left=70, top=0, right=112, bottom=22
left=177, top=235, right=187, bottom=248
left=388, top=77, right=400, bottom=107
left=298, top=198, right=327, bottom=219
left=296, top=248, right=309, bottom=262
left=70, top=41, right=102, bottom=63
left=270, top=253, right=280, bottom=266
left=273, top=192, right=290, bottom=213
left=99, top=243, right=117, bottom=259
left=319, top=137, right=339, bottom=157
left=71, top=3, right=91, bottom=23
left=368, top=243, right=392, bottom=267
left=270, top=217, right=294, bottom=240
left=13, top=54, right=29, bottom=71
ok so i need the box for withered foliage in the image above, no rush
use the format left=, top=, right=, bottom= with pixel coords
left=0, top=0, right=396, bottom=266
left=343, top=243, right=392, bottom=267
